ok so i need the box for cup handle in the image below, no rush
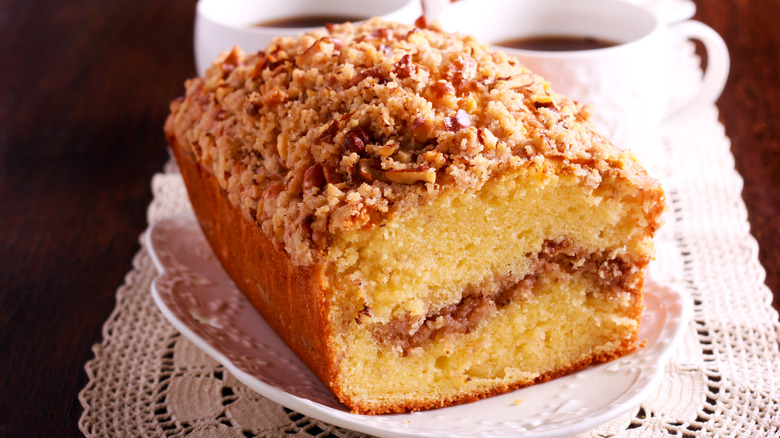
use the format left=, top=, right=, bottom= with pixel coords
left=662, top=20, right=730, bottom=128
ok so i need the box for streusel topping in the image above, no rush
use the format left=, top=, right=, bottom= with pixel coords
left=165, top=18, right=642, bottom=266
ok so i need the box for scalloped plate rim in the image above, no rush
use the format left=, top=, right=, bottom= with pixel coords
left=146, top=212, right=691, bottom=438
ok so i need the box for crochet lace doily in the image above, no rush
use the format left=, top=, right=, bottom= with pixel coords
left=78, top=42, right=780, bottom=437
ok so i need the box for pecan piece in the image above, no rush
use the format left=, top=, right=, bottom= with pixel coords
left=357, top=158, right=384, bottom=183
left=296, top=37, right=337, bottom=65
left=318, top=120, right=340, bottom=143
left=422, top=150, right=447, bottom=169
left=372, top=28, right=394, bottom=40
left=350, top=66, right=389, bottom=86
left=477, top=128, right=498, bottom=151
left=411, top=116, right=436, bottom=143
left=446, top=53, right=477, bottom=89
left=323, top=162, right=342, bottom=184
left=261, top=181, right=284, bottom=219
left=251, top=51, right=267, bottom=80
left=330, top=37, right=344, bottom=50
left=458, top=79, right=480, bottom=94
left=343, top=127, right=371, bottom=155
left=262, top=87, right=288, bottom=107
left=220, top=46, right=244, bottom=78
left=311, top=226, right=328, bottom=249
left=444, top=109, right=471, bottom=131
left=384, top=167, right=436, bottom=184
left=265, top=49, right=290, bottom=70
left=427, top=80, right=456, bottom=100
left=379, top=44, right=394, bottom=58
left=393, top=54, right=415, bottom=79
left=414, top=15, right=429, bottom=29
left=533, top=95, right=557, bottom=109
left=424, top=80, right=458, bottom=109
left=370, top=141, right=399, bottom=157
left=302, top=163, right=325, bottom=194
left=243, top=91, right=262, bottom=116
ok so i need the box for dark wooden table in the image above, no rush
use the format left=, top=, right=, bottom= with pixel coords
left=0, top=1, right=777, bottom=436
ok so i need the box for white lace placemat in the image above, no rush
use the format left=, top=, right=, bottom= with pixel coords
left=78, top=43, right=780, bottom=437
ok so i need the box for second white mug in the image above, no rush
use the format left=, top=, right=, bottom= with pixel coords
left=437, top=0, right=730, bottom=151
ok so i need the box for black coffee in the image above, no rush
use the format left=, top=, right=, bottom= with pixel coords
left=253, top=14, right=364, bottom=28
left=496, top=35, right=619, bottom=51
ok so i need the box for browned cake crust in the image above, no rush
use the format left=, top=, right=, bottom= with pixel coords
left=167, top=132, right=339, bottom=389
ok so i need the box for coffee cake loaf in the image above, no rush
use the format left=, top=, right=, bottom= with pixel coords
left=164, top=18, right=664, bottom=414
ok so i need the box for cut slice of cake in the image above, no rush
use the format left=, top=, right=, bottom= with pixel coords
left=164, top=18, right=664, bottom=414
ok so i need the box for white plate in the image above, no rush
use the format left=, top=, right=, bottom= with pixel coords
left=146, top=213, right=691, bottom=438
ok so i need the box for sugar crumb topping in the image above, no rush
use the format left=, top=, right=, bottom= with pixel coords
left=165, top=18, right=646, bottom=266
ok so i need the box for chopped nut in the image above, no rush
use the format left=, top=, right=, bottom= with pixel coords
left=368, top=141, right=399, bottom=157
left=357, top=159, right=382, bottom=183
left=355, top=305, right=372, bottom=325
left=251, top=51, right=267, bottom=80
left=215, top=84, right=231, bottom=102
left=318, top=120, right=340, bottom=143
left=498, top=74, right=532, bottom=91
left=296, top=37, right=336, bottom=66
left=262, top=87, right=288, bottom=107
left=422, top=150, right=447, bottom=168
left=350, top=66, right=389, bottom=86
left=243, top=91, right=262, bottom=116
left=220, top=46, right=244, bottom=78
left=343, top=127, right=371, bottom=155
left=264, top=48, right=290, bottom=71
left=533, top=94, right=557, bottom=109
left=477, top=128, right=498, bottom=152
left=276, top=133, right=289, bottom=161
left=372, top=28, right=394, bottom=40
left=380, top=44, right=394, bottom=57
left=260, top=181, right=284, bottom=219
left=393, top=149, right=414, bottom=163
left=446, top=52, right=477, bottom=88
left=393, top=54, right=415, bottom=79
left=302, top=163, right=325, bottom=194
left=458, top=93, right=477, bottom=113
left=384, top=167, right=436, bottom=184
left=213, top=108, right=229, bottom=122
left=444, top=109, right=471, bottom=131
left=406, top=28, right=425, bottom=45
left=301, top=214, right=327, bottom=249
left=411, top=116, right=437, bottom=144
left=424, top=80, right=458, bottom=109
left=330, top=37, right=344, bottom=50
left=323, top=162, right=342, bottom=184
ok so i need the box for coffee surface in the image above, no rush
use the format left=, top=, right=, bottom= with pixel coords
left=253, top=14, right=364, bottom=28
left=496, top=35, right=619, bottom=51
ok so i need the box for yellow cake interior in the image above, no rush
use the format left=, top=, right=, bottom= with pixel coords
left=324, top=161, right=653, bottom=412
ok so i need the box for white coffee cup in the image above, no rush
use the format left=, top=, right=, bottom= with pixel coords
left=437, top=0, right=729, bottom=151
left=194, top=0, right=423, bottom=76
